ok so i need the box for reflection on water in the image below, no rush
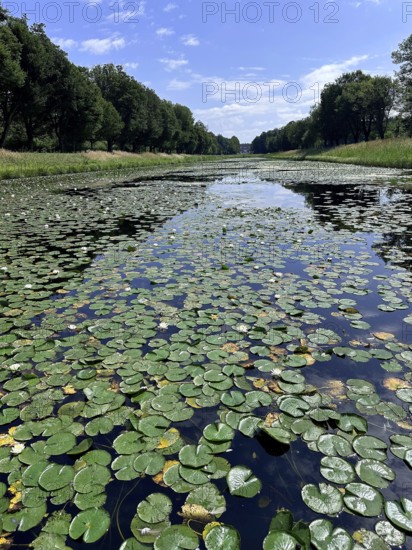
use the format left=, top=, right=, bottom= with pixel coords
left=208, top=180, right=307, bottom=209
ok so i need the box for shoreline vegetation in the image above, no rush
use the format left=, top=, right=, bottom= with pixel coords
left=266, top=138, right=412, bottom=170
left=0, top=150, right=243, bottom=180
left=1, top=139, right=412, bottom=181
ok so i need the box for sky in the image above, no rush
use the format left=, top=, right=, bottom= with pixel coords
left=5, top=0, right=410, bottom=142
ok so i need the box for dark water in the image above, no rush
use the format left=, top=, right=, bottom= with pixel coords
left=1, top=159, right=412, bottom=549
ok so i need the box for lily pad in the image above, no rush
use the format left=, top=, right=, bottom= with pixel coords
left=227, top=466, right=262, bottom=498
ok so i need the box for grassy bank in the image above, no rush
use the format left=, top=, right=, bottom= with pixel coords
left=0, top=150, right=228, bottom=180
left=267, top=138, right=412, bottom=169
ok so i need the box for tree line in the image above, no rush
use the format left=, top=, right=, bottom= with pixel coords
left=251, top=35, right=412, bottom=154
left=0, top=8, right=240, bottom=154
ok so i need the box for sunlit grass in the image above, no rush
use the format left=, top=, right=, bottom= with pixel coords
left=0, top=150, right=227, bottom=180
left=267, top=138, right=412, bottom=169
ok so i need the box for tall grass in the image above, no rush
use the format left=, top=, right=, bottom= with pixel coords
left=267, top=138, right=412, bottom=169
left=0, top=150, right=225, bottom=180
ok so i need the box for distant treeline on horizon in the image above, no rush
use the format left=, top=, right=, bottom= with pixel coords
left=252, top=34, right=412, bottom=154
left=0, top=7, right=240, bottom=154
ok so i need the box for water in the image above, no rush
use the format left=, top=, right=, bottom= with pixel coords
left=1, top=159, right=412, bottom=549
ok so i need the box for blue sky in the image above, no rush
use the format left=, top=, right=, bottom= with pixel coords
left=8, top=0, right=410, bottom=142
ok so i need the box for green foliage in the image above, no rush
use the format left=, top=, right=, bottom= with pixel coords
left=0, top=11, right=239, bottom=154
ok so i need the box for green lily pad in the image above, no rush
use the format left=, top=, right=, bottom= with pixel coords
left=137, top=493, right=172, bottom=524
left=355, top=459, right=395, bottom=488
left=179, top=444, right=213, bottom=468
left=39, top=464, right=74, bottom=491
left=385, top=498, right=412, bottom=532
left=263, top=532, right=299, bottom=549
left=69, top=507, right=110, bottom=543
left=309, top=519, right=352, bottom=550
left=301, top=483, right=343, bottom=515
left=353, top=435, right=387, bottom=461
left=205, top=524, right=240, bottom=550
left=44, top=432, right=77, bottom=455
left=152, top=524, right=197, bottom=549
left=343, top=483, right=383, bottom=517
left=320, top=456, right=355, bottom=484
left=227, top=466, right=262, bottom=498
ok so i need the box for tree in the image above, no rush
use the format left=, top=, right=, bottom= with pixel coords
left=0, top=14, right=26, bottom=147
left=392, top=35, right=412, bottom=135
left=371, top=76, right=396, bottom=139
left=97, top=99, right=124, bottom=152
left=174, top=104, right=196, bottom=153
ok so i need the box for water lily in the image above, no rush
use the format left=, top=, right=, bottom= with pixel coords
left=11, top=443, right=25, bottom=455
left=236, top=324, right=249, bottom=333
left=271, top=367, right=283, bottom=377
left=68, top=324, right=77, bottom=330
left=9, top=363, right=20, bottom=371
left=159, top=321, right=169, bottom=330
left=24, top=284, right=32, bottom=289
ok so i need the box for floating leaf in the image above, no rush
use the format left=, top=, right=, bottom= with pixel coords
left=154, top=525, right=198, bottom=549
left=355, top=459, right=395, bottom=488
left=204, top=524, right=240, bottom=550
left=309, top=519, right=352, bottom=550
left=301, top=483, right=343, bottom=515
left=343, top=483, right=383, bottom=517
left=385, top=498, right=412, bottom=532
left=137, top=493, right=172, bottom=524
left=320, top=456, right=355, bottom=484
left=69, top=507, right=110, bottom=543
left=227, top=466, right=261, bottom=498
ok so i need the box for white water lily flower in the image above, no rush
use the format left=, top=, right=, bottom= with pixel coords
left=159, top=322, right=169, bottom=330
left=1, top=267, right=8, bottom=271
left=52, top=269, right=60, bottom=274
left=271, top=367, right=283, bottom=377
left=124, top=286, right=131, bottom=291
left=236, top=324, right=249, bottom=333
left=274, top=272, right=283, bottom=277
left=24, top=284, right=32, bottom=289
left=9, top=363, right=21, bottom=371
left=68, top=324, right=77, bottom=330
left=11, top=443, right=25, bottom=455
left=44, top=224, right=49, bottom=228
left=81, top=246, right=87, bottom=252
left=268, top=278, right=276, bottom=283
left=5, top=213, right=10, bottom=217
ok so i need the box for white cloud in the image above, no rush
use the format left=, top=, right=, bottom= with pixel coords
left=124, top=62, right=139, bottom=70
left=51, top=37, right=78, bottom=49
left=105, top=1, right=145, bottom=23
left=301, top=55, right=370, bottom=89
left=80, top=37, right=126, bottom=55
left=159, top=57, right=189, bottom=71
left=238, top=66, right=265, bottom=72
left=352, top=0, right=382, bottom=6
left=164, top=2, right=178, bottom=11
left=156, top=27, right=175, bottom=37
left=167, top=79, right=193, bottom=90
left=181, top=34, right=200, bottom=46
